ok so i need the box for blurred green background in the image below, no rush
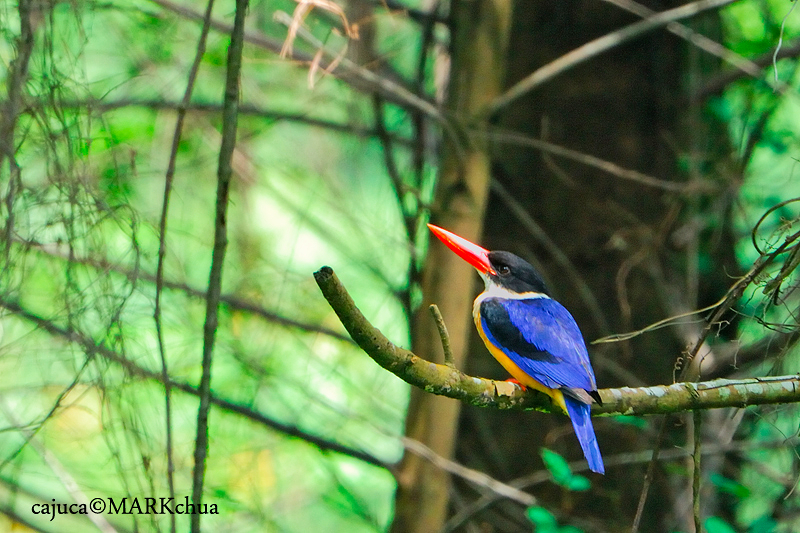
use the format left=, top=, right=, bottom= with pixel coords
left=1, top=0, right=800, bottom=531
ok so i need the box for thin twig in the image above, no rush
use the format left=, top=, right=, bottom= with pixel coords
left=0, top=358, right=92, bottom=471
left=14, top=97, right=416, bottom=146
left=272, top=9, right=443, bottom=123
left=489, top=0, right=737, bottom=115
left=603, top=0, right=791, bottom=95
left=365, top=0, right=447, bottom=25
left=696, top=39, right=800, bottom=99
left=18, top=238, right=356, bottom=343
left=631, top=415, right=668, bottom=533
left=148, top=0, right=443, bottom=121
left=486, top=128, right=714, bottom=194
left=0, top=296, right=389, bottom=469
left=773, top=0, right=799, bottom=88
left=373, top=92, right=423, bottom=315
left=632, top=227, right=800, bottom=530
left=693, top=410, right=702, bottom=533
left=490, top=179, right=611, bottom=336
left=373, top=95, right=415, bottom=242
left=412, top=0, right=439, bottom=166
left=190, top=0, right=248, bottom=529
left=0, top=0, right=35, bottom=275
left=0, top=401, right=117, bottom=533
left=428, top=304, right=454, bottom=367
left=594, top=293, right=729, bottom=344
left=155, top=1, right=217, bottom=528
left=444, top=436, right=799, bottom=533
left=402, top=436, right=536, bottom=506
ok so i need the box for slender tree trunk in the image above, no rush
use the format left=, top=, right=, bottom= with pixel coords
left=390, top=2, right=513, bottom=532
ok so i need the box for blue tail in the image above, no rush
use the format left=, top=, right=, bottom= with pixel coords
left=563, top=395, right=604, bottom=474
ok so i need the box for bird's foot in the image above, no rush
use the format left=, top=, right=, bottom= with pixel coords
left=505, top=378, right=527, bottom=391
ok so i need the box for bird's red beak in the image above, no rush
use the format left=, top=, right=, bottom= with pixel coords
left=427, top=224, right=494, bottom=275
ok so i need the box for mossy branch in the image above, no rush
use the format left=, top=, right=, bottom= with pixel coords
left=314, top=266, right=800, bottom=416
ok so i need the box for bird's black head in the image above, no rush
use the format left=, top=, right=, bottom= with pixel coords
left=487, top=251, right=550, bottom=295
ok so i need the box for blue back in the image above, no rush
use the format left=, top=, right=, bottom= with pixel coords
left=479, top=297, right=597, bottom=393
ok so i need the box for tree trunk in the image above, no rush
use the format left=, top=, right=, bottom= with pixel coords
left=390, top=1, right=513, bottom=532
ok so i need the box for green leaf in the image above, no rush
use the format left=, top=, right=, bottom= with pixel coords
left=540, top=448, right=573, bottom=486
left=748, top=516, right=777, bottom=533
left=704, top=516, right=737, bottom=533
left=611, top=415, right=647, bottom=429
left=709, top=473, right=751, bottom=499
left=526, top=506, right=558, bottom=532
left=566, top=474, right=591, bottom=492
left=558, top=526, right=584, bottom=533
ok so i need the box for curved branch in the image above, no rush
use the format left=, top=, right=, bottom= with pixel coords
left=314, top=266, right=800, bottom=416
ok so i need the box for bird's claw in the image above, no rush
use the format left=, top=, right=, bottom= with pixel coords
left=505, top=378, right=527, bottom=391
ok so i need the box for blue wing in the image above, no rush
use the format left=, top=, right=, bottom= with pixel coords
left=479, top=297, right=597, bottom=393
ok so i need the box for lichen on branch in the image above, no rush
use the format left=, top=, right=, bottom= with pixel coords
left=314, top=266, right=800, bottom=417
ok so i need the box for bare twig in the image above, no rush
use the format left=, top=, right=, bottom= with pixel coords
left=19, top=238, right=356, bottom=343
left=631, top=415, right=668, bottom=533
left=693, top=410, right=702, bottom=533
left=696, top=39, right=800, bottom=99
left=486, top=128, right=714, bottom=194
left=365, top=0, right=447, bottom=25
left=272, top=9, right=443, bottom=123
left=631, top=227, right=800, bottom=531
left=0, top=402, right=117, bottom=533
left=155, top=2, right=217, bottom=528
left=490, top=179, right=611, bottom=336
left=278, top=0, right=356, bottom=88
left=489, top=0, right=738, bottom=115
left=0, top=0, right=35, bottom=276
left=373, top=95, right=414, bottom=241
left=412, top=0, right=440, bottom=179
left=603, top=0, right=791, bottom=95
left=0, top=296, right=390, bottom=469
left=372, top=93, right=422, bottom=316
left=402, top=436, right=536, bottom=506
left=428, top=304, right=454, bottom=367
left=280, top=0, right=355, bottom=60
left=190, top=0, right=248, bottom=529
left=147, top=0, right=443, bottom=122
left=444, top=436, right=799, bottom=533
left=773, top=0, right=799, bottom=87
left=594, top=293, right=729, bottom=344
left=13, top=97, right=415, bottom=146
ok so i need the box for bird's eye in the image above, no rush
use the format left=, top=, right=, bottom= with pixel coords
left=497, top=265, right=510, bottom=276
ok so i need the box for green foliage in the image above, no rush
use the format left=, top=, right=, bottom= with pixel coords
left=527, top=506, right=559, bottom=531
left=712, top=2, right=800, bottom=532
left=526, top=506, right=585, bottom=533
left=0, top=0, right=431, bottom=530
left=709, top=473, right=751, bottom=499
left=540, top=448, right=591, bottom=492
left=1, top=0, right=800, bottom=531
left=611, top=415, right=647, bottom=430
left=705, top=516, right=738, bottom=533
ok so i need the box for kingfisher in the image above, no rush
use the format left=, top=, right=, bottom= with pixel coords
left=428, top=223, right=604, bottom=474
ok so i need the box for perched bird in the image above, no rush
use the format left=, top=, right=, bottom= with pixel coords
left=427, top=223, right=604, bottom=474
